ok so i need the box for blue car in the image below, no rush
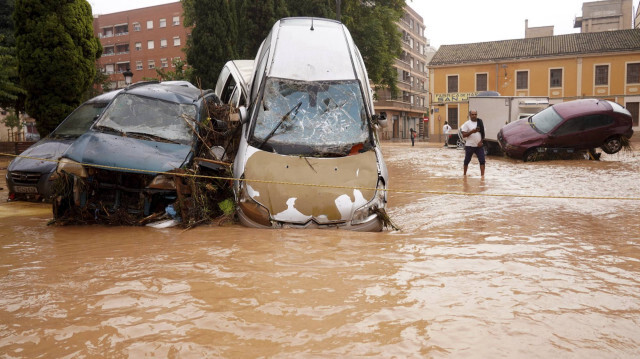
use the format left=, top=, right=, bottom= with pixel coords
left=53, top=82, right=221, bottom=221
left=5, top=90, right=121, bottom=201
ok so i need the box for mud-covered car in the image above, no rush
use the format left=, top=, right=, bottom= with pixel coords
left=5, top=90, right=121, bottom=201
left=53, top=82, right=223, bottom=223
left=498, top=99, right=634, bottom=161
left=233, top=18, right=389, bottom=232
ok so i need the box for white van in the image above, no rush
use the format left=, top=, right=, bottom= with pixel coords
left=233, top=17, right=388, bottom=231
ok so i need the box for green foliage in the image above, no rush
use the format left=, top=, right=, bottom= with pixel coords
left=13, top=0, right=102, bottom=137
left=284, top=0, right=335, bottom=18
left=238, top=0, right=289, bottom=58
left=0, top=41, right=25, bottom=107
left=182, top=0, right=403, bottom=94
left=218, top=198, right=235, bottom=216
left=186, top=0, right=238, bottom=89
left=155, top=58, right=193, bottom=81
left=341, top=0, right=404, bottom=96
left=1, top=111, right=22, bottom=130
left=0, top=0, right=15, bottom=47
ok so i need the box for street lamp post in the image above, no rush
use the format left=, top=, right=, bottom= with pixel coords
left=123, top=68, right=133, bottom=86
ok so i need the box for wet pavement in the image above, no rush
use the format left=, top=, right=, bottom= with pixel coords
left=1, top=143, right=640, bottom=358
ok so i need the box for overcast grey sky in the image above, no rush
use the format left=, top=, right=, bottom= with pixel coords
left=88, top=0, right=640, bottom=48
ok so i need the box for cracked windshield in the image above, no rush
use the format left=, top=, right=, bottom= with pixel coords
left=252, top=79, right=372, bottom=155
left=98, top=93, right=197, bottom=144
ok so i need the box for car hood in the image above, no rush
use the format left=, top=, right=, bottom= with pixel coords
left=243, top=149, right=379, bottom=224
left=8, top=138, right=75, bottom=173
left=63, top=131, right=193, bottom=174
left=500, top=118, right=545, bottom=145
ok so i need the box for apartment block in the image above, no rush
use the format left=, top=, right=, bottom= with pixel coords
left=92, top=1, right=189, bottom=88
left=373, top=5, right=431, bottom=141
left=574, top=0, right=633, bottom=32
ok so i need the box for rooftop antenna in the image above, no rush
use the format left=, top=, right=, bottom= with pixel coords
left=311, top=18, right=314, bottom=31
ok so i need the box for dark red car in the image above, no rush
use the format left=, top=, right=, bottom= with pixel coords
left=498, top=99, right=634, bottom=161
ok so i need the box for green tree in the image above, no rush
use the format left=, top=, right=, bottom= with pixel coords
left=284, top=0, right=335, bottom=18
left=0, top=40, right=24, bottom=108
left=238, top=0, right=289, bottom=58
left=155, top=58, right=193, bottom=81
left=13, top=0, right=102, bottom=136
left=186, top=0, right=238, bottom=89
left=341, top=0, right=404, bottom=96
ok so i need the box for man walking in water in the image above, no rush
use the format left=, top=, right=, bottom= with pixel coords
left=460, top=110, right=485, bottom=176
left=442, top=121, right=451, bottom=147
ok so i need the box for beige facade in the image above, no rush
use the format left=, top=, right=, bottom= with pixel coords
left=428, top=29, right=640, bottom=142
left=92, top=2, right=189, bottom=89
left=574, top=0, right=633, bottom=32
left=525, top=19, right=554, bottom=38
left=373, top=5, right=430, bottom=141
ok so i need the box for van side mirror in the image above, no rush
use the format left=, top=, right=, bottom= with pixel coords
left=239, top=106, right=248, bottom=124
left=373, top=112, right=388, bottom=128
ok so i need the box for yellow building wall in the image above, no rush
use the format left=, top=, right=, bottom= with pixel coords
left=429, top=51, right=640, bottom=138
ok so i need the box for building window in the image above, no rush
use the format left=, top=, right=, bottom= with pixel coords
left=173, top=36, right=181, bottom=46
left=133, top=22, right=141, bottom=31
left=447, top=106, right=459, bottom=129
left=105, top=64, right=114, bottom=74
left=476, top=73, right=487, bottom=92
left=135, top=42, right=142, bottom=51
left=173, top=16, right=180, bottom=26
left=136, top=61, right=143, bottom=71
left=447, top=75, right=458, bottom=93
left=148, top=60, right=155, bottom=69
left=627, top=63, right=640, bottom=84
left=159, top=18, right=166, bottom=28
left=147, top=40, right=154, bottom=50
left=160, top=39, right=167, bottom=48
left=516, top=71, right=528, bottom=90
left=161, top=58, right=168, bottom=68
left=595, top=65, right=609, bottom=86
left=550, top=69, right=562, bottom=88
left=173, top=57, right=181, bottom=67
left=147, top=20, right=153, bottom=29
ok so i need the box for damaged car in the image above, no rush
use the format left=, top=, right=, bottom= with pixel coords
left=53, top=82, right=225, bottom=225
left=6, top=90, right=121, bottom=201
left=498, top=99, right=634, bottom=161
left=233, top=17, right=389, bottom=232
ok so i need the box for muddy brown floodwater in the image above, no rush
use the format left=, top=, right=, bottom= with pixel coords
left=1, top=143, right=640, bottom=358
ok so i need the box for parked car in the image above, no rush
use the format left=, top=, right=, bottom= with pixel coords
left=215, top=60, right=254, bottom=108
left=498, top=99, right=634, bottom=161
left=5, top=90, right=121, bottom=201
left=53, top=82, right=221, bottom=220
left=232, top=17, right=389, bottom=232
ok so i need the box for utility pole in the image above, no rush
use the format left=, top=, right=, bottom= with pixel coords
left=336, top=0, right=341, bottom=21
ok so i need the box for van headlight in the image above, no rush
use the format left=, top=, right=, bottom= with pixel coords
left=237, top=180, right=272, bottom=227
left=352, top=179, right=386, bottom=225
left=148, top=174, right=176, bottom=190
left=56, top=158, right=88, bottom=178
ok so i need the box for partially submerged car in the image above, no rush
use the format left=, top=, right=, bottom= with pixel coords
left=53, top=82, right=224, bottom=224
left=233, top=17, right=389, bottom=231
left=5, top=90, right=121, bottom=201
left=498, top=99, right=633, bottom=161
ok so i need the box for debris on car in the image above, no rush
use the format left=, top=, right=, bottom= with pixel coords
left=51, top=82, right=241, bottom=228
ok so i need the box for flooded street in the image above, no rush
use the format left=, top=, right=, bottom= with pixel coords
left=1, top=143, right=640, bottom=358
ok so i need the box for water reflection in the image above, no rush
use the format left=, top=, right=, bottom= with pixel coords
left=1, top=145, right=639, bottom=357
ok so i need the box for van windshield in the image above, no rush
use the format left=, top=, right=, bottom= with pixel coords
left=250, top=78, right=372, bottom=156
left=96, top=93, right=197, bottom=145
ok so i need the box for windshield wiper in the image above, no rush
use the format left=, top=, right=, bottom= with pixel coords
left=258, top=101, right=302, bottom=149
left=95, top=125, right=125, bottom=136
left=125, top=131, right=180, bottom=144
